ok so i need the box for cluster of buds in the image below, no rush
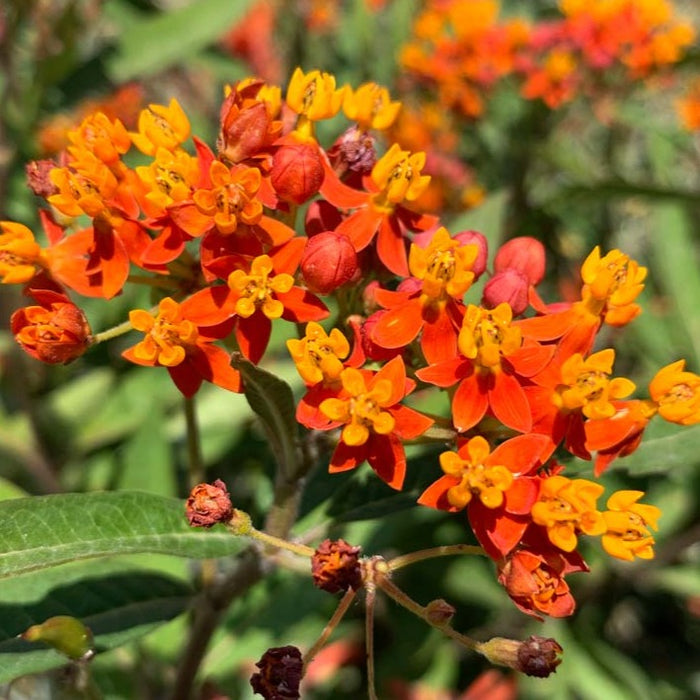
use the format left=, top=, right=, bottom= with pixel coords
left=4, top=63, right=700, bottom=689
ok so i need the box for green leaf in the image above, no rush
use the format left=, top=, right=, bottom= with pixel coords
left=233, top=354, right=300, bottom=479
left=649, top=204, right=700, bottom=367
left=0, top=491, right=246, bottom=579
left=0, top=559, right=191, bottom=683
left=104, top=0, right=254, bottom=82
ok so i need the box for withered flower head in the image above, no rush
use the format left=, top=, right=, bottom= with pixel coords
left=250, top=645, right=303, bottom=700
left=185, top=479, right=233, bottom=528
left=311, top=538, right=362, bottom=594
left=476, top=634, right=563, bottom=678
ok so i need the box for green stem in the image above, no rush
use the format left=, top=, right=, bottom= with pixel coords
left=184, top=396, right=204, bottom=489
left=91, top=318, right=135, bottom=345
left=378, top=576, right=478, bottom=652
left=388, top=544, right=486, bottom=571
left=248, top=526, right=315, bottom=558
left=303, top=588, right=357, bottom=672
left=365, top=583, right=379, bottom=700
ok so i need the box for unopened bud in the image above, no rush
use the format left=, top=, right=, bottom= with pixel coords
left=494, top=236, right=546, bottom=285
left=482, top=268, right=530, bottom=315
left=425, top=598, right=455, bottom=627
left=271, top=142, right=324, bottom=205
left=454, top=230, right=488, bottom=278
left=476, top=634, right=563, bottom=678
left=301, top=231, right=358, bottom=294
left=11, top=290, right=91, bottom=364
left=185, top=479, right=233, bottom=528
left=22, top=615, right=94, bottom=662
left=250, top=645, right=303, bottom=700
left=311, top=538, right=363, bottom=594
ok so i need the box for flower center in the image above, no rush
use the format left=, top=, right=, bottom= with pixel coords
left=228, top=255, right=294, bottom=320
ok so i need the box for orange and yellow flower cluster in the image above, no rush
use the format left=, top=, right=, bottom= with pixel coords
left=401, top=0, right=695, bottom=113
left=4, top=66, right=698, bottom=622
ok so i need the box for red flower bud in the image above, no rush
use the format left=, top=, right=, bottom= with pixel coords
left=185, top=479, right=233, bottom=528
left=455, top=229, right=488, bottom=278
left=271, top=142, right=324, bottom=205
left=301, top=231, right=357, bottom=294
left=482, top=269, right=530, bottom=315
left=11, top=289, right=91, bottom=364
left=217, top=80, right=281, bottom=163
left=494, top=236, right=546, bottom=285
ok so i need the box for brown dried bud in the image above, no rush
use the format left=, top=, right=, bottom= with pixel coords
left=250, top=645, right=303, bottom=700
left=311, top=538, right=362, bottom=594
left=185, top=479, right=233, bottom=528
left=476, top=634, right=562, bottom=678
left=26, top=159, right=59, bottom=199
left=425, top=599, right=455, bottom=627
left=338, top=125, right=377, bottom=173
left=270, top=142, right=324, bottom=205
left=301, top=231, right=358, bottom=294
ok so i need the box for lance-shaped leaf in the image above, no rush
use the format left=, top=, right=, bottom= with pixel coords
left=0, top=491, right=246, bottom=579
left=233, top=354, right=301, bottom=480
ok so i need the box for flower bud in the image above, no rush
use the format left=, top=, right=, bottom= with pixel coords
left=250, top=645, right=303, bottom=700
left=476, top=635, right=562, bottom=678
left=425, top=598, right=455, bottom=627
left=25, top=159, right=59, bottom=199
left=271, top=142, right=324, bottom=205
left=494, top=236, right=546, bottom=285
left=185, top=479, right=233, bottom=528
left=22, top=615, right=94, bottom=662
left=482, top=268, right=530, bottom=315
left=11, top=289, right=91, bottom=364
left=301, top=231, right=357, bottom=294
left=311, top=538, right=363, bottom=594
left=454, top=229, right=488, bottom=278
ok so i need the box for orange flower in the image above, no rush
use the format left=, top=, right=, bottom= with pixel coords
left=130, top=99, right=191, bottom=155
left=66, top=112, right=131, bottom=170
left=342, top=82, right=401, bottom=131
left=317, top=356, right=433, bottom=489
left=287, top=322, right=350, bottom=386
left=417, top=303, right=551, bottom=433
left=370, top=227, right=478, bottom=363
left=285, top=68, right=346, bottom=142
left=531, top=475, right=606, bottom=552
left=601, top=490, right=660, bottom=561
left=0, top=222, right=46, bottom=284
left=419, top=433, right=550, bottom=559
left=180, top=244, right=328, bottom=364
left=322, top=142, right=437, bottom=276
left=517, top=246, right=647, bottom=359
left=649, top=359, right=700, bottom=426
left=122, top=296, right=241, bottom=397
left=11, top=289, right=91, bottom=364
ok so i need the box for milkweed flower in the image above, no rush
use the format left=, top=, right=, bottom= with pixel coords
left=322, top=142, right=436, bottom=276
left=601, top=490, right=660, bottom=561
left=342, top=82, right=401, bottom=131
left=130, top=99, right=191, bottom=155
left=419, top=433, right=551, bottom=559
left=317, top=356, right=433, bottom=490
left=122, top=296, right=241, bottom=397
left=0, top=222, right=47, bottom=284
left=649, top=359, right=700, bottom=426
left=287, top=322, right=350, bottom=386
left=530, top=475, right=606, bottom=552
left=370, top=227, right=478, bottom=363
left=417, top=303, right=552, bottom=433
left=11, top=289, right=91, bottom=364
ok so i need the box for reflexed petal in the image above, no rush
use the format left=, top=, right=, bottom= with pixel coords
left=452, top=374, right=488, bottom=432
left=366, top=433, right=406, bottom=490
left=489, top=371, right=532, bottom=433
left=418, top=474, right=461, bottom=511
left=371, top=298, right=423, bottom=350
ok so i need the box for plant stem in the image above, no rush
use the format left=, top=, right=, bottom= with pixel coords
left=388, top=544, right=486, bottom=571
left=378, top=576, right=478, bottom=652
left=303, top=588, right=357, bottom=671
left=91, top=318, right=135, bottom=345
left=365, top=582, right=379, bottom=700
left=183, top=396, right=204, bottom=489
left=248, top=526, right=315, bottom=558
